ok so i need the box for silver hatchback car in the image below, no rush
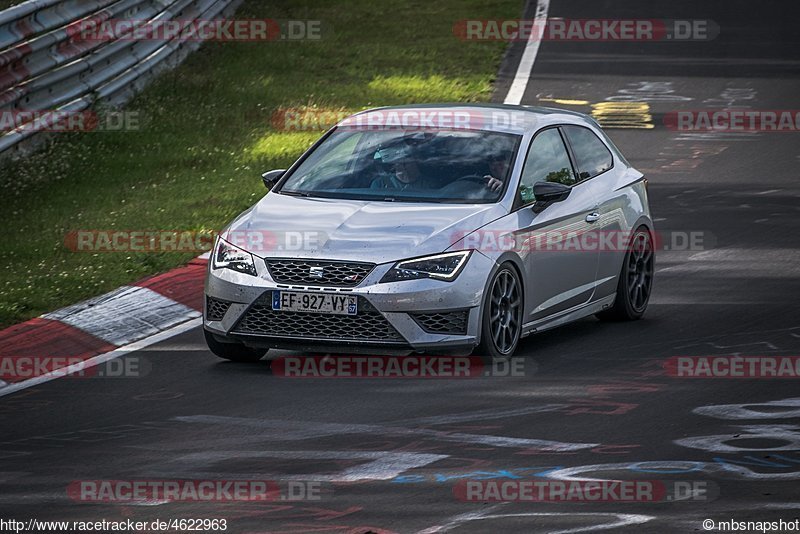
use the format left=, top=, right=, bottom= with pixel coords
left=204, top=104, right=654, bottom=361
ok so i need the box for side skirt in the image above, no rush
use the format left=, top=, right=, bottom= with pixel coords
left=521, top=294, right=616, bottom=337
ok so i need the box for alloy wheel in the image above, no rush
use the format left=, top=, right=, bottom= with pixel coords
left=627, top=230, right=654, bottom=312
left=489, top=269, right=522, bottom=355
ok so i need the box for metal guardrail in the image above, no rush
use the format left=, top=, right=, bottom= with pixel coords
left=0, top=0, right=241, bottom=158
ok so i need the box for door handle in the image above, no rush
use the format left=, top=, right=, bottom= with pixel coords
left=585, top=212, right=600, bottom=223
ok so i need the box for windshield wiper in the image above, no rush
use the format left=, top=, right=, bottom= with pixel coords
left=279, top=190, right=312, bottom=197
left=378, top=196, right=444, bottom=203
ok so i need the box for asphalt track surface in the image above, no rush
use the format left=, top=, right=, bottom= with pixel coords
left=2, top=1, right=800, bottom=533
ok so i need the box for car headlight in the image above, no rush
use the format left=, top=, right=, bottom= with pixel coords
left=381, top=251, right=471, bottom=283
left=212, top=237, right=257, bottom=276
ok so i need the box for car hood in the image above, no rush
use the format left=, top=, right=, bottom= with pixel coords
left=221, top=192, right=505, bottom=264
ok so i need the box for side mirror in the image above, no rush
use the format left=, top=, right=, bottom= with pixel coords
left=530, top=181, right=571, bottom=214
left=261, top=169, right=286, bottom=189
left=533, top=181, right=571, bottom=203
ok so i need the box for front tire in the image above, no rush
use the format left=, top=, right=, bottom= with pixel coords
left=203, top=329, right=268, bottom=362
left=476, top=264, right=523, bottom=360
left=597, top=226, right=654, bottom=321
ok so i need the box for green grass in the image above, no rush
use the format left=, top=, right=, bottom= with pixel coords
left=0, top=0, right=521, bottom=327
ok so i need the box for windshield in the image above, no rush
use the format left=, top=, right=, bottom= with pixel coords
left=277, top=128, right=521, bottom=203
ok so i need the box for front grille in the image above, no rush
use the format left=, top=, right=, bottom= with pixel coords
left=412, top=311, right=469, bottom=335
left=206, top=296, right=231, bottom=321
left=265, top=259, right=374, bottom=287
left=233, top=292, right=403, bottom=342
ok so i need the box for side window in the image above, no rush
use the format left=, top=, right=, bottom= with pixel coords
left=518, top=128, right=576, bottom=204
left=563, top=125, right=613, bottom=180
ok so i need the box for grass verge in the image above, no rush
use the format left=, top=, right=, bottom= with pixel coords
left=0, top=0, right=520, bottom=327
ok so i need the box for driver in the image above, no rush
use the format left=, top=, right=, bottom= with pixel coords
left=370, top=146, right=434, bottom=190
left=483, top=154, right=510, bottom=192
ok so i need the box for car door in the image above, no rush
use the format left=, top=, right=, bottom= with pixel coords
left=513, top=126, right=601, bottom=323
left=561, top=124, right=624, bottom=301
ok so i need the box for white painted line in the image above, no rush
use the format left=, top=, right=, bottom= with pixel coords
left=44, top=286, right=200, bottom=346
left=476, top=513, right=653, bottom=534
left=416, top=504, right=509, bottom=534
left=176, top=414, right=599, bottom=451
left=503, top=0, right=550, bottom=105
left=417, top=510, right=653, bottom=534
left=392, top=404, right=566, bottom=426
left=162, top=450, right=448, bottom=482
left=0, top=318, right=201, bottom=398
left=674, top=424, right=800, bottom=453
left=693, top=398, right=800, bottom=420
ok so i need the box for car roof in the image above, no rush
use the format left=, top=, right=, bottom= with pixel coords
left=339, top=103, right=597, bottom=135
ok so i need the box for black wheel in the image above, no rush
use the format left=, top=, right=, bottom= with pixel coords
left=477, top=264, right=523, bottom=360
left=203, top=329, right=268, bottom=362
left=597, top=226, right=654, bottom=321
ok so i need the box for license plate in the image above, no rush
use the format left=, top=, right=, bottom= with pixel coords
left=272, top=291, right=358, bottom=315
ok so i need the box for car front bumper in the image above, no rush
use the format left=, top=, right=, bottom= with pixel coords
left=203, top=251, right=495, bottom=355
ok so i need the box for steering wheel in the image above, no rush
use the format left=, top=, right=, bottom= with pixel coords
left=454, top=174, right=489, bottom=184
left=437, top=174, right=495, bottom=199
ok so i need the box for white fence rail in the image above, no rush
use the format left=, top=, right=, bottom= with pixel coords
left=0, top=0, right=241, bottom=157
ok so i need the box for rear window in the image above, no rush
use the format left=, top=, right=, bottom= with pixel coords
left=563, top=125, right=613, bottom=180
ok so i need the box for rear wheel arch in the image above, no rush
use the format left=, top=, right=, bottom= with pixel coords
left=603, top=217, right=655, bottom=287
left=597, top=224, right=655, bottom=321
